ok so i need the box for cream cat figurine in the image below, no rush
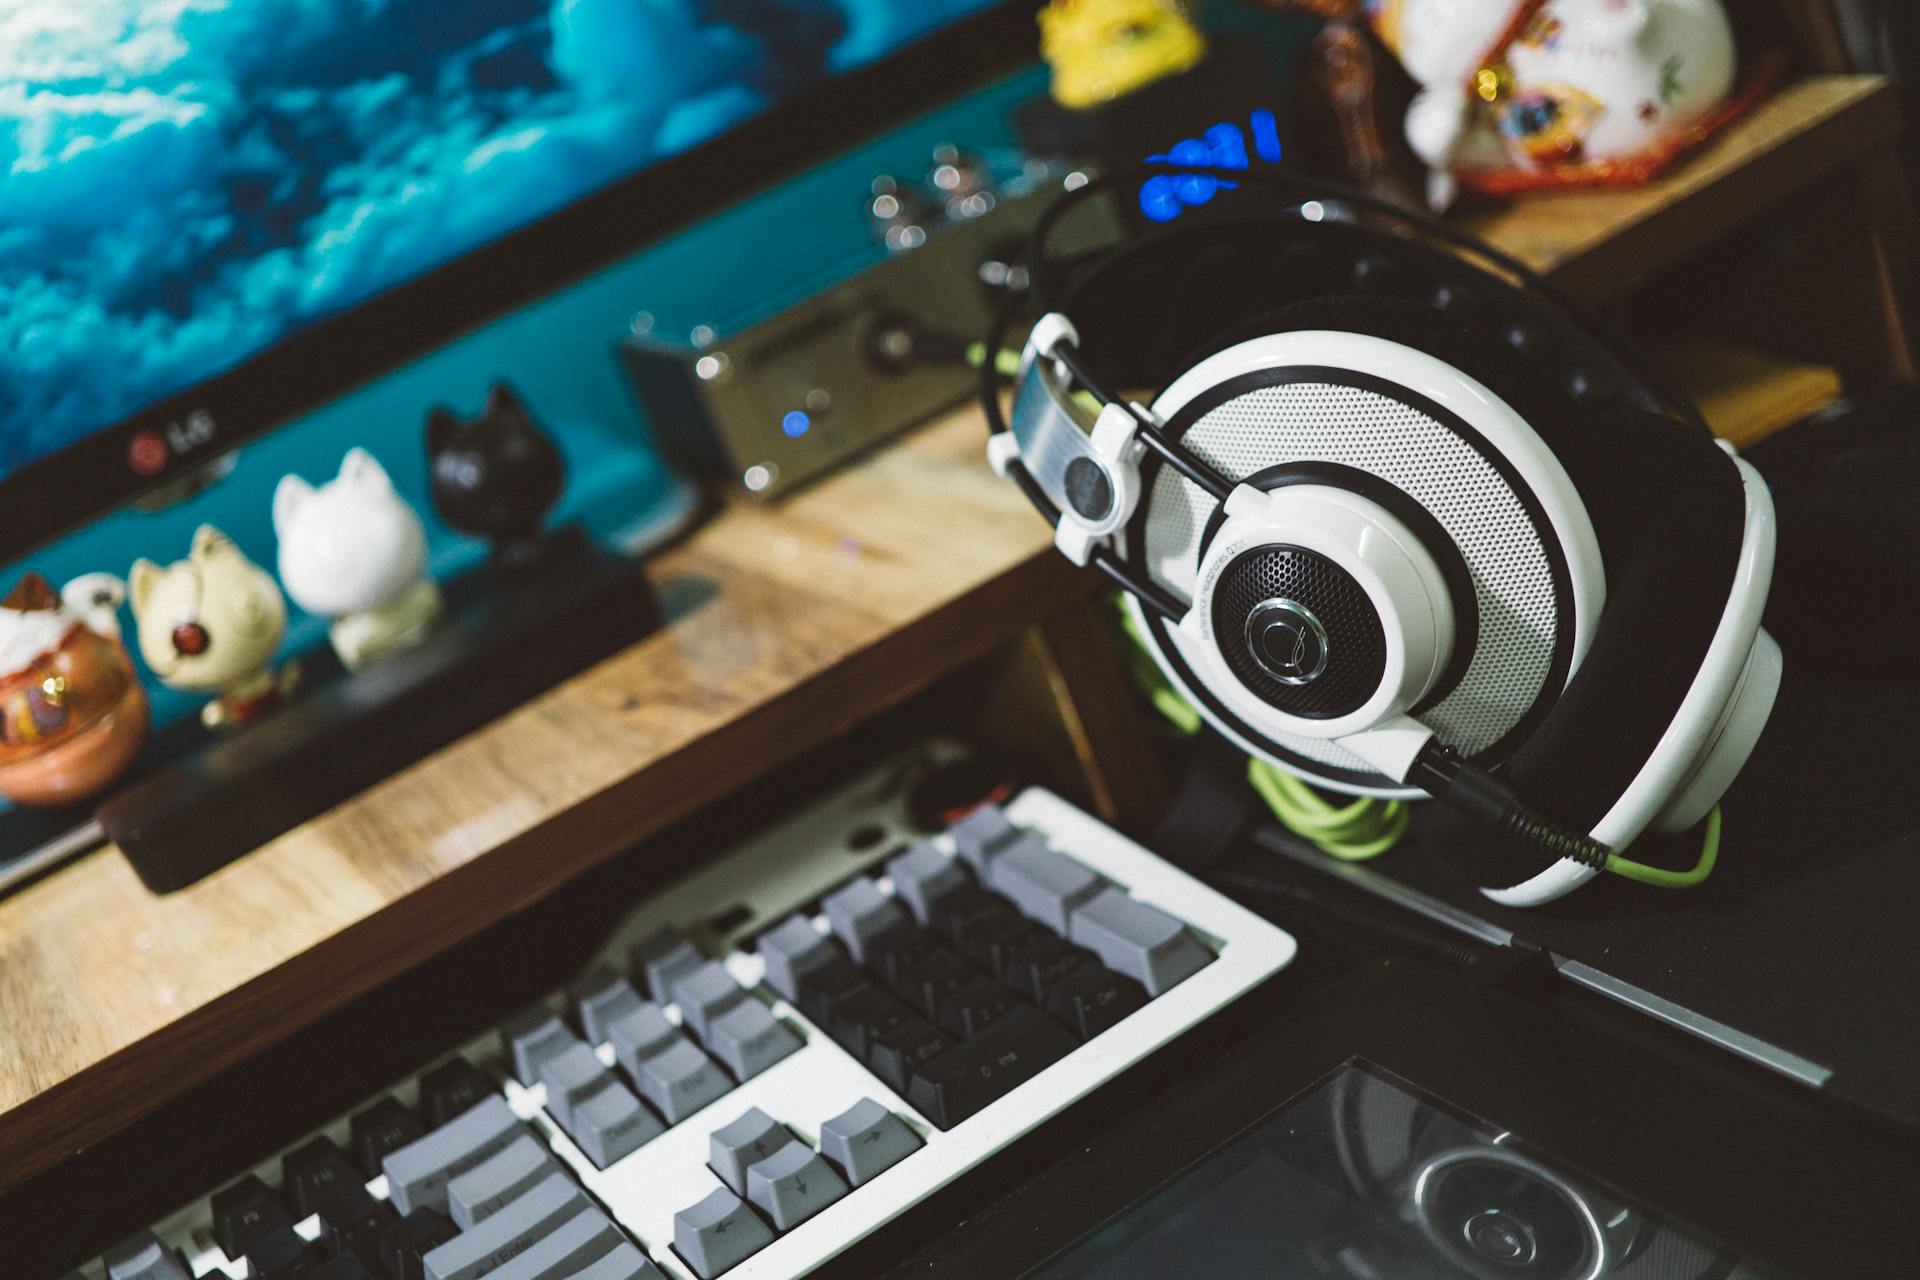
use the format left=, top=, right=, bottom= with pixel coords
left=1371, top=0, right=1739, bottom=207
left=131, top=526, right=298, bottom=729
left=274, top=448, right=443, bottom=671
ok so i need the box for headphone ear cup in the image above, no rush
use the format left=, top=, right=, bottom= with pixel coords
left=1421, top=406, right=1749, bottom=887
left=1168, top=294, right=1751, bottom=887
left=1187, top=293, right=1620, bottom=539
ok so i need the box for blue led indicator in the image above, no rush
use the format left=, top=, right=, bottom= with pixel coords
left=1137, top=108, right=1283, bottom=222
left=1250, top=109, right=1283, bottom=165
left=781, top=410, right=811, bottom=438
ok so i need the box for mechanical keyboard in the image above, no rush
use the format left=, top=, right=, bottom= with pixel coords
left=67, top=751, right=1296, bottom=1280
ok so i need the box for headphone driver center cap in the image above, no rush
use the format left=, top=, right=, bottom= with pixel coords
left=1246, top=598, right=1329, bottom=686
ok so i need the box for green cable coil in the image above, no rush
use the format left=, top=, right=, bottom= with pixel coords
left=1108, top=593, right=1719, bottom=885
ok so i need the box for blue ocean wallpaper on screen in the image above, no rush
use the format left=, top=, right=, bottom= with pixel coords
left=0, top=0, right=997, bottom=478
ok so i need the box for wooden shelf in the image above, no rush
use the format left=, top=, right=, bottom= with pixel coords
left=0, top=406, right=1077, bottom=1193
left=1461, top=75, right=1902, bottom=302
left=1664, top=339, right=1843, bottom=448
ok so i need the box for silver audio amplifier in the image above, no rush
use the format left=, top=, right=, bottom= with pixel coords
left=620, top=169, right=1110, bottom=501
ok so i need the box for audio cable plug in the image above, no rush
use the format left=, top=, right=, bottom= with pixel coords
left=1407, top=742, right=1613, bottom=869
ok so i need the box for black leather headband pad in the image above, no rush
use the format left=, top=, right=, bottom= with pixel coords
left=1056, top=220, right=1745, bottom=885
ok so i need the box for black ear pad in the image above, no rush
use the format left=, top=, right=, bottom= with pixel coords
left=1176, top=294, right=1749, bottom=886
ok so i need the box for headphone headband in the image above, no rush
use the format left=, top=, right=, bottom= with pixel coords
left=1008, top=165, right=1709, bottom=436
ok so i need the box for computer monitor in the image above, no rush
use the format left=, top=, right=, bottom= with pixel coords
left=0, top=0, right=1036, bottom=556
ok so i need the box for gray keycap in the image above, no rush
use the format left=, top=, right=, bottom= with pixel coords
left=708, top=1107, right=793, bottom=1195
left=987, top=840, right=1108, bottom=934
left=820, top=877, right=911, bottom=962
left=563, top=1243, right=663, bottom=1280
left=501, top=1002, right=584, bottom=1087
left=102, top=1231, right=191, bottom=1280
left=386, top=1094, right=527, bottom=1215
left=1068, top=887, right=1214, bottom=996
left=948, top=805, right=1023, bottom=872
left=674, top=1186, right=776, bottom=1279
left=571, top=966, right=646, bottom=1044
left=480, top=1207, right=624, bottom=1280
left=670, top=961, right=750, bottom=1042
left=572, top=1078, right=664, bottom=1169
left=745, top=1140, right=849, bottom=1231
left=633, top=1039, right=733, bottom=1123
left=706, top=1000, right=803, bottom=1081
left=540, top=1041, right=616, bottom=1131
left=755, top=915, right=837, bottom=1001
left=448, top=1133, right=560, bottom=1229
left=423, top=1171, right=587, bottom=1280
left=885, top=841, right=971, bottom=925
left=606, top=1002, right=681, bottom=1083
left=630, top=928, right=707, bottom=1003
left=818, top=1098, right=923, bottom=1187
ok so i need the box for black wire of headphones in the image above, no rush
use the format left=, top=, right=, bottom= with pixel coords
left=977, top=164, right=1714, bottom=874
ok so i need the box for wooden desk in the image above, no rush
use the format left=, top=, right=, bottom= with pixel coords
left=1462, top=75, right=1902, bottom=302
left=0, top=407, right=1078, bottom=1193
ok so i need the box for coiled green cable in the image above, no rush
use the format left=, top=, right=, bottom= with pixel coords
left=1247, top=759, right=1410, bottom=861
left=1109, top=593, right=1719, bottom=884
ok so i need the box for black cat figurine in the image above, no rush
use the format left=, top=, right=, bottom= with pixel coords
left=426, top=383, right=565, bottom=570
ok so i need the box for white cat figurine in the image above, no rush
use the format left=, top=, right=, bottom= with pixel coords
left=274, top=449, right=444, bottom=671
left=1372, top=0, right=1739, bottom=208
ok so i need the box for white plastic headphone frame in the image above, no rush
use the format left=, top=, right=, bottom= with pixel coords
left=1485, top=452, right=1779, bottom=907
left=1134, top=329, right=1607, bottom=795
left=1178, top=483, right=1457, bottom=742
left=1105, top=331, right=1777, bottom=906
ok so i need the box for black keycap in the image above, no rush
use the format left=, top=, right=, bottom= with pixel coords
left=982, top=920, right=1055, bottom=973
left=418, top=1056, right=495, bottom=1128
left=1046, top=966, right=1148, bottom=1040
left=350, top=1095, right=426, bottom=1178
left=864, top=1017, right=952, bottom=1095
left=907, top=1005, right=1075, bottom=1129
left=1001, top=934, right=1096, bottom=1004
left=828, top=986, right=919, bottom=1060
left=882, top=945, right=974, bottom=1021
left=312, top=1254, right=377, bottom=1280
left=212, top=1174, right=296, bottom=1261
left=379, top=1206, right=458, bottom=1280
left=937, top=976, right=1022, bottom=1039
left=931, top=885, right=1021, bottom=954
left=793, top=955, right=874, bottom=1028
left=244, top=1228, right=317, bottom=1278
left=283, top=1137, right=392, bottom=1271
left=285, top=1136, right=373, bottom=1220
left=320, top=1205, right=394, bottom=1278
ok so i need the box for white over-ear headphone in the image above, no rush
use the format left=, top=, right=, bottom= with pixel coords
left=985, top=171, right=1779, bottom=906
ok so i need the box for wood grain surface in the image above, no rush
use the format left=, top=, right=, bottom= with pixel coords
left=1464, top=76, right=1900, bottom=301
left=0, top=405, right=1079, bottom=1192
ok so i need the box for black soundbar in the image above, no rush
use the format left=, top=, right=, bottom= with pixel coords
left=99, top=528, right=657, bottom=892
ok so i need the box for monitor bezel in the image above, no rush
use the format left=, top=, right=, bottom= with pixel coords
left=1, top=1, right=1042, bottom=559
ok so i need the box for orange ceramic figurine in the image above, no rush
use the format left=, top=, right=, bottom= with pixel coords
left=0, top=572, right=150, bottom=806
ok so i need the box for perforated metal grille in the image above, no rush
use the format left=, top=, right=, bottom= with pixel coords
left=1146, top=379, right=1560, bottom=771
left=1212, top=547, right=1384, bottom=717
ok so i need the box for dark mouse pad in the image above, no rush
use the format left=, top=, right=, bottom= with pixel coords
left=1366, top=662, right=1920, bottom=1127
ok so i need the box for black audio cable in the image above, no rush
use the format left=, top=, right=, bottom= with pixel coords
left=1407, top=742, right=1613, bottom=869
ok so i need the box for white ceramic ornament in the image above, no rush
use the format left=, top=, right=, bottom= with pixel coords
left=274, top=449, right=444, bottom=672
left=1371, top=0, right=1739, bottom=208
